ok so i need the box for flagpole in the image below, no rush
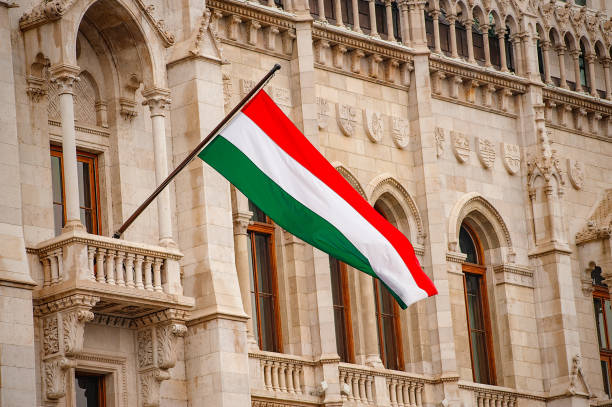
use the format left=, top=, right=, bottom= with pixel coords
left=112, top=63, right=282, bottom=239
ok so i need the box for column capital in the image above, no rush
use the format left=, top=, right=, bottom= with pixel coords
left=446, top=13, right=457, bottom=24
left=429, top=9, right=440, bottom=18
left=463, top=18, right=474, bottom=29
left=569, top=49, right=581, bottom=59
left=602, top=57, right=611, bottom=67
left=555, top=45, right=567, bottom=53
left=142, top=87, right=172, bottom=117
left=49, top=64, right=81, bottom=95
left=585, top=54, right=597, bottom=64
left=540, top=39, right=551, bottom=49
left=232, top=211, right=253, bottom=235
left=495, top=27, right=506, bottom=37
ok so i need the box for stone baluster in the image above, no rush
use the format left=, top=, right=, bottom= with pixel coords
left=42, top=256, right=51, bottom=287
left=368, top=0, right=379, bottom=38
left=481, top=24, right=492, bottom=67
left=87, top=246, right=96, bottom=280
left=465, top=19, right=475, bottom=63
left=366, top=376, right=374, bottom=402
left=317, top=0, right=327, bottom=21
left=390, top=379, right=398, bottom=406
left=143, top=256, right=153, bottom=291
left=402, top=382, right=410, bottom=407
left=447, top=14, right=458, bottom=58
left=95, top=248, right=105, bottom=282
left=415, top=384, right=422, bottom=407
left=396, top=381, right=405, bottom=406
left=279, top=363, right=287, bottom=392
left=352, top=374, right=360, bottom=401
left=557, top=46, right=568, bottom=88
left=358, top=374, right=366, bottom=401
left=134, top=254, right=144, bottom=289
left=339, top=370, right=347, bottom=398
left=294, top=366, right=301, bottom=394
left=286, top=363, right=295, bottom=393
left=385, top=0, right=396, bottom=42
left=262, top=360, right=271, bottom=390
left=153, top=258, right=163, bottom=292
left=351, top=0, right=361, bottom=32
left=125, top=253, right=135, bottom=288
left=105, top=250, right=115, bottom=285
left=571, top=50, right=583, bottom=92
left=271, top=362, right=280, bottom=391
left=408, top=383, right=416, bottom=407
left=115, top=251, right=125, bottom=286
left=496, top=28, right=508, bottom=72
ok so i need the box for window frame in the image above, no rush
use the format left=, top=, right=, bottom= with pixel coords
left=248, top=210, right=283, bottom=353
left=373, top=278, right=405, bottom=371
left=329, top=257, right=355, bottom=363
left=593, top=271, right=612, bottom=397
left=50, top=145, right=101, bottom=236
left=461, top=223, right=496, bottom=385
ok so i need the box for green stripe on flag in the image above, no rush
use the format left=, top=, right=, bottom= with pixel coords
left=199, top=135, right=375, bottom=277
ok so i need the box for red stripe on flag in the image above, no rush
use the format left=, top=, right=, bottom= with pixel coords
left=242, top=91, right=437, bottom=297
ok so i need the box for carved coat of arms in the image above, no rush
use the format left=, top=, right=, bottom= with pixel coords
left=501, top=143, right=520, bottom=175
left=451, top=131, right=469, bottom=163
left=567, top=158, right=585, bottom=190
left=317, top=97, right=329, bottom=129
left=391, top=117, right=410, bottom=149
left=363, top=109, right=383, bottom=143
left=434, top=127, right=445, bottom=158
left=476, top=137, right=496, bottom=169
left=336, top=103, right=357, bottom=137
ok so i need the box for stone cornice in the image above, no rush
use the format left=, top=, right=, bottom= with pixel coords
left=528, top=242, right=572, bottom=258
left=249, top=350, right=317, bottom=366
left=446, top=251, right=467, bottom=263
left=458, top=381, right=546, bottom=401
left=492, top=263, right=534, bottom=277
left=429, top=57, right=528, bottom=94
left=34, top=293, right=100, bottom=316
left=207, top=0, right=295, bottom=30
left=543, top=86, right=612, bottom=116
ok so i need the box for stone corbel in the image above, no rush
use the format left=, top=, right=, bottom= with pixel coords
left=333, top=44, right=347, bottom=69
left=119, top=97, right=138, bottom=121
left=466, top=79, right=480, bottom=104
left=281, top=29, right=296, bottom=55
left=449, top=75, right=463, bottom=99
left=95, top=100, right=108, bottom=127
left=544, top=99, right=557, bottom=123
left=368, top=54, right=383, bottom=78
left=500, top=88, right=513, bottom=112
left=561, top=104, right=574, bottom=128
left=385, top=59, right=399, bottom=83
left=247, top=20, right=261, bottom=46
left=592, top=113, right=602, bottom=134
left=483, top=84, right=496, bottom=107
left=227, top=15, right=242, bottom=41
left=431, top=70, right=446, bottom=95
left=44, top=357, right=75, bottom=400
left=314, top=40, right=330, bottom=65
left=351, top=49, right=365, bottom=74
left=26, top=75, right=47, bottom=102
left=576, top=108, right=588, bottom=132
left=401, top=62, right=413, bottom=87
left=264, top=25, right=280, bottom=51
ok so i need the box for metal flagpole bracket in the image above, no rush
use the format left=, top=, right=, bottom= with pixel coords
left=112, top=63, right=281, bottom=239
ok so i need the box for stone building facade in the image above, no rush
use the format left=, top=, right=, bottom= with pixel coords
left=1, top=0, right=612, bottom=406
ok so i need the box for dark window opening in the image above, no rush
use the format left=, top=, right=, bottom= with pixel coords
left=75, top=373, right=105, bottom=407
left=330, top=256, right=355, bottom=363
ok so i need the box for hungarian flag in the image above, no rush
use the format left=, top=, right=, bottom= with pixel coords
left=198, top=90, right=437, bottom=308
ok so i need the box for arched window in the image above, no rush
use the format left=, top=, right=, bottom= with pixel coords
left=537, top=40, right=545, bottom=80
left=579, top=43, right=588, bottom=90
left=592, top=265, right=612, bottom=397
left=459, top=224, right=495, bottom=385
left=248, top=200, right=282, bottom=352
left=329, top=256, right=355, bottom=363
left=504, top=28, right=514, bottom=73
left=472, top=19, right=485, bottom=63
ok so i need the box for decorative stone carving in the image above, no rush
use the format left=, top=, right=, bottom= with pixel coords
left=568, top=354, right=592, bottom=397
left=26, top=75, right=47, bottom=102
left=363, top=109, right=383, bottom=143
left=391, top=117, right=410, bottom=149
left=119, top=97, right=138, bottom=121
left=240, top=79, right=256, bottom=98
left=137, top=329, right=154, bottom=369
left=336, top=104, right=357, bottom=137
left=567, top=159, right=585, bottom=190
left=476, top=137, right=495, bottom=169
left=575, top=189, right=612, bottom=245
left=317, top=97, right=330, bottom=129
left=44, top=357, right=73, bottom=400
left=451, top=131, right=470, bottom=163
left=62, top=309, right=94, bottom=357
left=501, top=142, right=520, bottom=175
left=156, top=323, right=187, bottom=369
left=434, top=127, right=445, bottom=158
left=43, top=316, right=59, bottom=355
left=222, top=73, right=232, bottom=112
left=140, top=368, right=170, bottom=407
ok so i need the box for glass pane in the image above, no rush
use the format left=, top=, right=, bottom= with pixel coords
left=606, top=300, right=612, bottom=350
left=380, top=285, right=395, bottom=315
left=249, top=200, right=267, bottom=223
left=334, top=308, right=348, bottom=362
left=247, top=233, right=259, bottom=344
left=53, top=204, right=64, bottom=237
left=81, top=208, right=93, bottom=234
left=459, top=226, right=478, bottom=264
left=254, top=233, right=273, bottom=294
left=75, top=374, right=101, bottom=407
left=595, top=298, right=606, bottom=349
left=78, top=160, right=92, bottom=208
left=51, top=155, right=63, bottom=204
left=259, top=295, right=277, bottom=352
left=466, top=274, right=485, bottom=331
left=465, top=273, right=491, bottom=384
left=471, top=331, right=490, bottom=384
left=329, top=257, right=342, bottom=306
left=382, top=315, right=398, bottom=370
left=602, top=360, right=611, bottom=397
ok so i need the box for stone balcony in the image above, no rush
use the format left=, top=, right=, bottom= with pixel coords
left=28, top=229, right=194, bottom=319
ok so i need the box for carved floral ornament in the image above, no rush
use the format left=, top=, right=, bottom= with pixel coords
left=576, top=189, right=612, bottom=245
left=391, top=117, right=410, bottom=149
left=434, top=127, right=445, bottom=158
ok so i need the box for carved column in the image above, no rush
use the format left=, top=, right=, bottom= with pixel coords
left=232, top=210, right=258, bottom=350
left=447, top=14, right=458, bottom=58
left=359, top=273, right=383, bottom=368
left=431, top=10, right=441, bottom=53
left=464, top=19, right=475, bottom=64
left=586, top=54, right=597, bottom=97
left=510, top=34, right=522, bottom=75
left=334, top=0, right=344, bottom=27
left=557, top=46, right=568, bottom=89
left=143, top=88, right=176, bottom=248
left=317, top=0, right=327, bottom=21
left=541, top=40, right=552, bottom=84
left=481, top=24, right=491, bottom=67
left=385, top=0, right=396, bottom=42
left=571, top=50, right=583, bottom=93
left=496, top=28, right=508, bottom=72
left=351, top=0, right=361, bottom=33
left=603, top=58, right=612, bottom=100
left=136, top=311, right=187, bottom=407
left=50, top=64, right=84, bottom=232
left=398, top=0, right=410, bottom=45
left=37, top=294, right=98, bottom=404
left=368, top=0, right=379, bottom=38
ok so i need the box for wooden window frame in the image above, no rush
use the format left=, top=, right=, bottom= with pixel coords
left=593, top=277, right=612, bottom=397
left=330, top=258, right=355, bottom=363
left=248, top=214, right=283, bottom=353
left=75, top=371, right=106, bottom=407
left=374, top=278, right=405, bottom=371
left=461, top=223, right=496, bottom=385
left=50, top=145, right=101, bottom=235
